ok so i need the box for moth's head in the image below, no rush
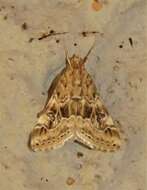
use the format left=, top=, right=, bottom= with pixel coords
left=67, top=54, right=84, bottom=69
left=65, top=42, right=95, bottom=69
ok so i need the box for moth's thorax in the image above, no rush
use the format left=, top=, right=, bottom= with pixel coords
left=65, top=56, right=84, bottom=97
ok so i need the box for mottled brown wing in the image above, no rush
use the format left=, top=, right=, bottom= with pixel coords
left=29, top=67, right=73, bottom=151
left=29, top=113, right=74, bottom=151
left=75, top=95, right=121, bottom=151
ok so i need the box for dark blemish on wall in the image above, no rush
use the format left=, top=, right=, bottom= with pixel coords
left=22, top=22, right=28, bottom=30
left=108, top=89, right=114, bottom=94
left=133, top=129, right=138, bottom=135
left=76, top=163, right=83, bottom=169
left=113, top=167, right=118, bottom=172
left=38, top=31, right=67, bottom=40
left=113, top=65, right=119, bottom=71
left=81, top=31, right=103, bottom=37
left=56, top=39, right=60, bottom=43
left=115, top=60, right=120, bottom=63
left=66, top=177, right=75, bottom=186
left=40, top=177, right=48, bottom=182
left=82, top=31, right=87, bottom=37
left=11, top=5, right=15, bottom=9
left=28, top=38, right=34, bottom=43
left=128, top=37, right=133, bottom=47
left=74, top=43, right=77, bottom=46
left=124, top=137, right=128, bottom=142
left=91, top=31, right=99, bottom=34
left=94, top=174, right=102, bottom=183
left=139, top=77, right=143, bottom=82
left=77, top=151, right=84, bottom=158
left=41, top=92, right=46, bottom=96
left=3, top=15, right=8, bottom=20
left=96, top=56, right=100, bottom=62
left=8, top=57, right=14, bottom=61
left=114, top=78, right=120, bottom=85
left=10, top=75, right=15, bottom=80
left=1, top=162, right=10, bottom=170
left=128, top=81, right=133, bottom=87
left=119, top=44, right=123, bottom=48
left=128, top=81, right=137, bottom=89
left=1, top=6, right=5, bottom=9
left=118, top=41, right=124, bottom=49
left=131, top=159, right=136, bottom=163
left=38, top=33, right=47, bottom=40
left=50, top=29, right=55, bottom=34
left=130, top=97, right=134, bottom=101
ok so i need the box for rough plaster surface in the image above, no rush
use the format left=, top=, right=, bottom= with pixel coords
left=0, top=0, right=146, bottom=190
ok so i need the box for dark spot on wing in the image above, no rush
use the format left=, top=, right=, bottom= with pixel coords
left=60, top=104, right=69, bottom=117
left=96, top=111, right=105, bottom=121
left=50, top=105, right=57, bottom=115
left=83, top=103, right=92, bottom=118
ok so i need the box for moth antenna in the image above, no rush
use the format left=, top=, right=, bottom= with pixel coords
left=63, top=43, right=71, bottom=67
left=83, top=41, right=95, bottom=64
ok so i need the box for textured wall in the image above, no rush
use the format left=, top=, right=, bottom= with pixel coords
left=0, top=0, right=146, bottom=190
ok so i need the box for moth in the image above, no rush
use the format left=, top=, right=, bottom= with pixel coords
left=29, top=45, right=121, bottom=152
